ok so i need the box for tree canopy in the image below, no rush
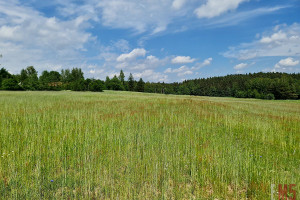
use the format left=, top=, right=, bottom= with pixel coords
left=1, top=66, right=299, bottom=100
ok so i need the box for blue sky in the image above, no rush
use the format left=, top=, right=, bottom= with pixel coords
left=0, top=0, right=300, bottom=82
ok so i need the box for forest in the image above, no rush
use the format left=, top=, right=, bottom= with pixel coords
left=0, top=66, right=300, bottom=100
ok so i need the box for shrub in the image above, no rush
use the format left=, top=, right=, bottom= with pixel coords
left=1, top=78, right=22, bottom=90
left=264, top=93, right=275, bottom=100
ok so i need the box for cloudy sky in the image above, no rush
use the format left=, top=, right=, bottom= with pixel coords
left=0, top=0, right=299, bottom=82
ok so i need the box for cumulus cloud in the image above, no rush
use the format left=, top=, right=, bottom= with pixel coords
left=171, top=56, right=196, bottom=64
left=116, top=48, right=146, bottom=62
left=88, top=68, right=105, bottom=76
left=146, top=55, right=159, bottom=62
left=278, top=57, right=299, bottom=66
left=133, top=69, right=168, bottom=82
left=0, top=2, right=91, bottom=50
left=166, top=57, right=212, bottom=78
left=165, top=57, right=213, bottom=77
left=272, top=57, right=300, bottom=72
left=191, top=57, right=213, bottom=70
left=0, top=0, right=93, bottom=74
left=115, top=54, right=162, bottom=71
left=115, top=53, right=210, bottom=81
left=202, top=57, right=213, bottom=66
left=107, top=48, right=171, bottom=81
left=195, top=0, right=248, bottom=18
left=234, top=63, right=248, bottom=70
left=260, top=31, right=287, bottom=44
left=223, top=23, right=300, bottom=60
left=164, top=65, right=193, bottom=77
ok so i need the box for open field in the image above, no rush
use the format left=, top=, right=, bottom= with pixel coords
left=0, top=91, right=299, bottom=199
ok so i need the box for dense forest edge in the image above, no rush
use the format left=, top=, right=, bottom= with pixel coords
left=0, top=66, right=300, bottom=100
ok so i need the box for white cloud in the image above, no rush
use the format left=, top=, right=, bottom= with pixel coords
left=174, top=57, right=214, bottom=76
left=278, top=57, right=299, bottom=66
left=0, top=1, right=93, bottom=74
left=52, top=0, right=288, bottom=37
left=260, top=31, right=287, bottom=44
left=191, top=57, right=213, bottom=70
left=202, top=57, right=213, bottom=66
left=115, top=54, right=163, bottom=71
left=164, top=65, right=193, bottom=77
left=172, top=0, right=186, bottom=10
left=179, top=70, right=193, bottom=76
left=204, top=6, right=287, bottom=28
left=105, top=48, right=172, bottom=82
left=223, top=23, right=300, bottom=60
left=95, top=0, right=191, bottom=34
left=0, top=26, right=18, bottom=40
left=195, top=0, right=248, bottom=18
left=234, top=63, right=248, bottom=70
left=272, top=57, right=300, bottom=72
left=88, top=68, right=105, bottom=76
left=50, top=0, right=284, bottom=36
left=172, top=56, right=196, bottom=64
left=112, top=39, right=130, bottom=52
left=133, top=69, right=168, bottom=82
left=0, top=2, right=91, bottom=50
left=57, top=0, right=272, bottom=36
left=116, top=48, right=146, bottom=62
left=146, top=55, right=159, bottom=62
left=164, top=68, right=172, bottom=73
left=172, top=65, right=188, bottom=73
left=1, top=0, right=289, bottom=82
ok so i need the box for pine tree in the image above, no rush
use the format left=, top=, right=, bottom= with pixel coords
left=119, top=70, right=125, bottom=85
left=128, top=73, right=135, bottom=91
left=136, top=78, right=145, bottom=92
left=105, top=76, right=110, bottom=90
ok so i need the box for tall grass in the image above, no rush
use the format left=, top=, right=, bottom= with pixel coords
left=0, top=91, right=299, bottom=199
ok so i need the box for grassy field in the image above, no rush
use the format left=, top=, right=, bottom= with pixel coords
left=0, top=91, right=299, bottom=199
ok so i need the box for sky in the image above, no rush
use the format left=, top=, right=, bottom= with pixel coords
left=0, top=0, right=300, bottom=82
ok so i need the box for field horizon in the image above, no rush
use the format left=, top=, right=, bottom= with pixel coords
left=0, top=91, right=299, bottom=199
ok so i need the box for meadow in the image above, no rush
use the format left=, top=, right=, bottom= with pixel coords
left=0, top=91, right=299, bottom=199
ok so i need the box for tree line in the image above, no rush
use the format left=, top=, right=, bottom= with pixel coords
left=0, top=66, right=145, bottom=93
left=143, top=72, right=300, bottom=100
left=0, top=66, right=300, bottom=100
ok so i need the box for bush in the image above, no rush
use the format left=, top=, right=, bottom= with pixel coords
left=89, top=80, right=104, bottom=92
left=265, top=93, right=275, bottom=100
left=253, top=89, right=262, bottom=99
left=71, top=80, right=85, bottom=91
left=235, top=91, right=247, bottom=98
left=1, top=78, right=22, bottom=90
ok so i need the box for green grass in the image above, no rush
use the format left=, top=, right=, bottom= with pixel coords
left=0, top=91, right=299, bottom=199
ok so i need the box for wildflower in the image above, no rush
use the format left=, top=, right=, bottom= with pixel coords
left=51, top=180, right=54, bottom=182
